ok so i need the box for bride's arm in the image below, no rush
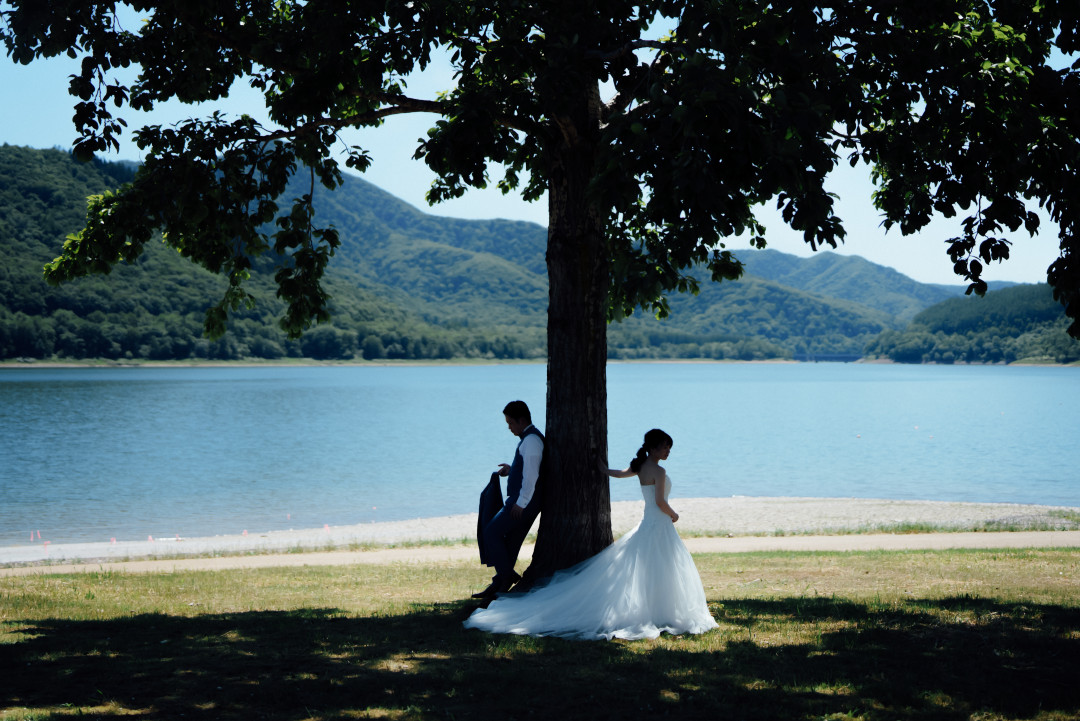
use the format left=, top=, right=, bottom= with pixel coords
left=598, top=458, right=636, bottom=479
left=654, top=482, right=679, bottom=523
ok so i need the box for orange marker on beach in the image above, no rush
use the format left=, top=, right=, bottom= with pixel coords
left=148, top=535, right=154, bottom=542
left=111, top=538, right=116, bottom=544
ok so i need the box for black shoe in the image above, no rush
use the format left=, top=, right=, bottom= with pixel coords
left=471, top=580, right=500, bottom=599
left=495, top=571, right=522, bottom=594
left=506, top=578, right=531, bottom=594
left=472, top=571, right=521, bottom=600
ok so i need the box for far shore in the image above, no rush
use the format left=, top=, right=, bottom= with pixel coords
left=2, top=357, right=791, bottom=369
left=3, top=356, right=1079, bottom=369
left=4, top=496, right=1078, bottom=570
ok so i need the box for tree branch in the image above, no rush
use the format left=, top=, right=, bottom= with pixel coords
left=347, top=91, right=447, bottom=118
left=601, top=52, right=666, bottom=122
left=239, top=94, right=445, bottom=146
left=585, top=38, right=673, bottom=63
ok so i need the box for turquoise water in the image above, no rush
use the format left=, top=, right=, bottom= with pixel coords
left=1, top=363, right=1077, bottom=545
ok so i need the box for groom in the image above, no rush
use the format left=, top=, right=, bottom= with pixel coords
left=472, top=400, right=546, bottom=600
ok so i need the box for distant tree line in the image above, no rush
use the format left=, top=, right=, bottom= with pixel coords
left=6, top=267, right=1076, bottom=365
left=864, top=284, right=1080, bottom=364
left=3, top=145, right=1076, bottom=365
left=607, top=325, right=790, bottom=361
left=0, top=306, right=548, bottom=362
left=6, top=277, right=1077, bottom=365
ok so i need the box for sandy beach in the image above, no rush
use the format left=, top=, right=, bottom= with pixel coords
left=2, top=496, right=1078, bottom=577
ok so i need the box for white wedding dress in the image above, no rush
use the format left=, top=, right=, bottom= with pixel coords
left=463, top=476, right=718, bottom=641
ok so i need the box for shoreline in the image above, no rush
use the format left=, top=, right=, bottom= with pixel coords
left=3, top=357, right=1078, bottom=369
left=3, top=496, right=1078, bottom=569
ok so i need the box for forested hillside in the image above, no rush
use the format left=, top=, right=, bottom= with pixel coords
left=741, top=249, right=1016, bottom=321
left=0, top=145, right=546, bottom=361
left=1, top=144, right=1066, bottom=363
left=864, top=284, right=1080, bottom=363
left=300, top=161, right=908, bottom=360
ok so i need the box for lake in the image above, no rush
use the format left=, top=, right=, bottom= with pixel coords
left=1, top=362, right=1077, bottom=546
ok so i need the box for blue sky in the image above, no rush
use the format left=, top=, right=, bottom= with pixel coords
left=0, top=42, right=1063, bottom=286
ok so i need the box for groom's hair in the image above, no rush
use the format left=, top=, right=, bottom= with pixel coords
left=503, top=400, right=531, bottom=423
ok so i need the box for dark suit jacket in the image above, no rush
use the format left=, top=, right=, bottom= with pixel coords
left=477, top=472, right=503, bottom=567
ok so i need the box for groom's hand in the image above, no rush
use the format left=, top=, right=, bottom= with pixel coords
left=497, top=464, right=510, bottom=477
left=511, top=504, right=524, bottom=519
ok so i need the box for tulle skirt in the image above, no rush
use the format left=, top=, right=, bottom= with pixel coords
left=464, top=507, right=717, bottom=641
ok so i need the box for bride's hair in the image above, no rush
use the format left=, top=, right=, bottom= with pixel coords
left=629, top=428, right=674, bottom=473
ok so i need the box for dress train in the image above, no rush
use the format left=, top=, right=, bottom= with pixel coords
left=463, top=476, right=717, bottom=640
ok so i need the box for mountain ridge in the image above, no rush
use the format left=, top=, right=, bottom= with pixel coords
left=0, top=144, right=1067, bottom=363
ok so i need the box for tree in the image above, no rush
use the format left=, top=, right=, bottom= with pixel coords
left=3, top=1, right=1080, bottom=577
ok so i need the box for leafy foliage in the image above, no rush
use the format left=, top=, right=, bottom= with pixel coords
left=2, top=2, right=1078, bottom=337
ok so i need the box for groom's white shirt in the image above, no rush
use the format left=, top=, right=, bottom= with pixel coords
left=515, top=425, right=543, bottom=509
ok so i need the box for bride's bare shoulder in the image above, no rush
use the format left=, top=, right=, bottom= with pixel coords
left=638, top=463, right=663, bottom=487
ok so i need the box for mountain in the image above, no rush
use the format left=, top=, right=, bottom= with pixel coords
left=865, top=283, right=1080, bottom=364
left=296, top=169, right=922, bottom=360
left=0, top=145, right=456, bottom=361
left=740, top=248, right=1016, bottom=321
left=0, top=144, right=1062, bottom=363
left=303, top=177, right=548, bottom=330
left=742, top=248, right=957, bottom=321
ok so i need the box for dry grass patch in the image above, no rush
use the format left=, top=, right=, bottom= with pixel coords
left=1, top=548, right=1077, bottom=720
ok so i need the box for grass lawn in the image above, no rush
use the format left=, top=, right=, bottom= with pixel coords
left=2, top=548, right=1078, bottom=720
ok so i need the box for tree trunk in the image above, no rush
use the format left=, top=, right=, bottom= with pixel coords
left=522, top=84, right=613, bottom=582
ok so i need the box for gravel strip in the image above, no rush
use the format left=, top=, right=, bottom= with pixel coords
left=2, top=496, right=1077, bottom=568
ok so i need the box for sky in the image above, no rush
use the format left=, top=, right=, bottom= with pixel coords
left=0, top=40, right=1064, bottom=286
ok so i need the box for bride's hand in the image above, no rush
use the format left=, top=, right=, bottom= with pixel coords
left=669, top=511, right=679, bottom=523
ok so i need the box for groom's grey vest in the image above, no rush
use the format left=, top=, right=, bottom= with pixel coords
left=506, top=425, right=545, bottom=509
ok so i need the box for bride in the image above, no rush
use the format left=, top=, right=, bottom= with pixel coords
left=463, top=429, right=718, bottom=641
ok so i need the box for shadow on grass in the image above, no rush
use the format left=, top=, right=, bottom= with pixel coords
left=2, top=596, right=1078, bottom=720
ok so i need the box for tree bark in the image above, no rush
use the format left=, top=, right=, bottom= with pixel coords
left=523, top=83, right=613, bottom=582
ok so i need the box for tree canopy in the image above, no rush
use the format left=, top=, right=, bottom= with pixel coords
left=4, top=0, right=1080, bottom=573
